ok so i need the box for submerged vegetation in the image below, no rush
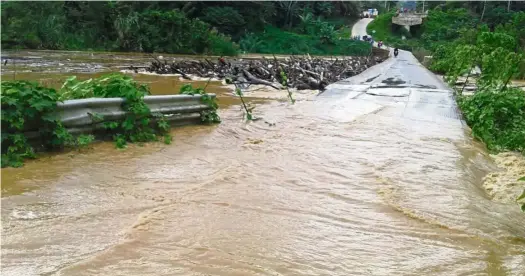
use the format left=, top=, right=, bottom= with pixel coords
left=1, top=74, right=219, bottom=168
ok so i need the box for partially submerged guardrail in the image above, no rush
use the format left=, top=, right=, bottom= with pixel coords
left=26, top=94, right=215, bottom=137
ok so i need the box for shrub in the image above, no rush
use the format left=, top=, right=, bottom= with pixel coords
left=1, top=74, right=220, bottom=167
left=200, top=6, right=246, bottom=39
left=1, top=81, right=71, bottom=167
left=458, top=88, right=525, bottom=153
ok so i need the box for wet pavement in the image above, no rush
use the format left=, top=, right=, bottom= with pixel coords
left=2, top=21, right=525, bottom=276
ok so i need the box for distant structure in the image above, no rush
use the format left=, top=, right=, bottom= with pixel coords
left=392, top=1, right=427, bottom=31
left=362, top=8, right=378, bottom=18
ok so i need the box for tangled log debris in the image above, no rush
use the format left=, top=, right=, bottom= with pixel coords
left=143, top=55, right=386, bottom=91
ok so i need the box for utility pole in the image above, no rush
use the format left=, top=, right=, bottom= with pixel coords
left=422, top=0, right=425, bottom=14
left=508, top=0, right=511, bottom=12
left=481, top=0, right=486, bottom=21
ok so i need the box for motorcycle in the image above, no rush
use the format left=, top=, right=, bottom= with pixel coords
left=394, top=48, right=399, bottom=57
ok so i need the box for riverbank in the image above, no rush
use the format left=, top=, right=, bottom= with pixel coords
left=482, top=152, right=525, bottom=205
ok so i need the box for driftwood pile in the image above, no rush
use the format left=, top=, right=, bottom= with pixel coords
left=142, top=55, right=386, bottom=91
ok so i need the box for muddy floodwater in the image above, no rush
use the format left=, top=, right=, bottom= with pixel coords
left=1, top=50, right=525, bottom=276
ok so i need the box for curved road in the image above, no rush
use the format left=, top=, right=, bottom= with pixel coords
left=351, top=18, right=379, bottom=47
left=351, top=18, right=373, bottom=38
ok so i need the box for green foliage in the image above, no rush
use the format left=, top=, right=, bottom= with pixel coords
left=179, top=84, right=220, bottom=124
left=1, top=2, right=239, bottom=56
left=1, top=74, right=218, bottom=167
left=479, top=48, right=523, bottom=90
left=163, top=134, right=172, bottom=145
left=442, top=45, right=480, bottom=87
left=239, top=26, right=371, bottom=56
left=1, top=1, right=366, bottom=56
left=298, top=12, right=336, bottom=42
left=477, top=32, right=518, bottom=54
left=239, top=33, right=264, bottom=53
left=280, top=69, right=295, bottom=104
left=59, top=73, right=151, bottom=100
left=58, top=73, right=174, bottom=148
left=1, top=81, right=72, bottom=167
left=365, top=11, right=422, bottom=51
left=421, top=8, right=478, bottom=49
left=366, top=12, right=395, bottom=41
left=458, top=88, right=525, bottom=153
left=133, top=10, right=239, bottom=56
left=207, top=31, right=239, bottom=56
left=432, top=17, right=525, bottom=176
left=200, top=7, right=245, bottom=40
left=75, top=134, right=95, bottom=148
left=235, top=88, right=253, bottom=121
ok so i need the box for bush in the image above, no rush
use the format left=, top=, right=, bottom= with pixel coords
left=1, top=4, right=239, bottom=56
left=200, top=6, right=246, bottom=40
left=421, top=8, right=478, bottom=48
left=1, top=81, right=72, bottom=167
left=206, top=32, right=240, bottom=56
left=366, top=12, right=395, bottom=41
left=1, top=74, right=220, bottom=167
left=458, top=88, right=525, bottom=153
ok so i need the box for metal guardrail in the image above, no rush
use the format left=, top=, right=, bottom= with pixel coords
left=57, top=94, right=213, bottom=127
left=50, top=94, right=215, bottom=135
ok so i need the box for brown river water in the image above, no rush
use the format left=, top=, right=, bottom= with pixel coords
left=1, top=50, right=524, bottom=276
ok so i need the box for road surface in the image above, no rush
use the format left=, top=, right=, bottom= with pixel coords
left=351, top=17, right=381, bottom=47
left=2, top=19, right=525, bottom=276
left=351, top=18, right=373, bottom=38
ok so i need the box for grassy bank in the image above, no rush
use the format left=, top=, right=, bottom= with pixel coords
left=239, top=26, right=371, bottom=56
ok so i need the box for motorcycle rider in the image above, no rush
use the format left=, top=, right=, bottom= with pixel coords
left=394, top=47, right=399, bottom=57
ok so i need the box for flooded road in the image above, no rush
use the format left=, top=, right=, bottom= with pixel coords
left=2, top=47, right=525, bottom=276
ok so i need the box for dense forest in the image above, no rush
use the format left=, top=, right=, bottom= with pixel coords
left=1, top=1, right=387, bottom=56
left=367, top=1, right=525, bottom=52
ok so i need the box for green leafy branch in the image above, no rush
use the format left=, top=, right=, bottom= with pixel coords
left=280, top=69, right=296, bottom=104
left=179, top=83, right=221, bottom=124
left=235, top=87, right=253, bottom=121
left=1, top=81, right=96, bottom=167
